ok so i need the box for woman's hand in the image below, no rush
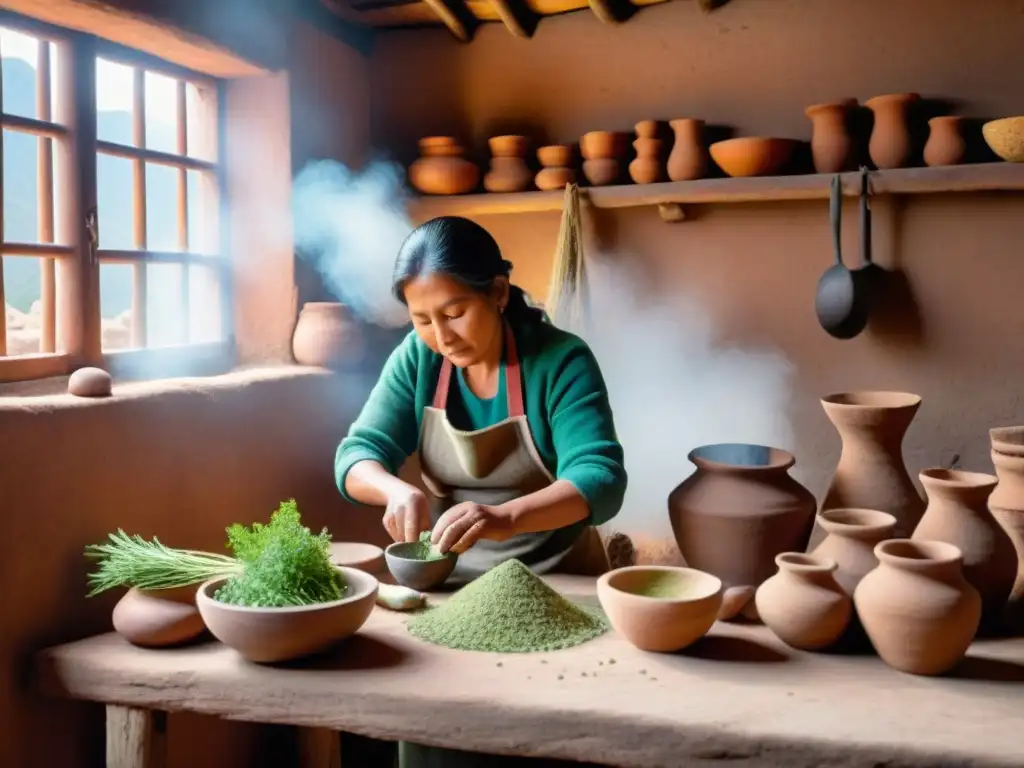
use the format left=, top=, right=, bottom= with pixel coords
left=383, top=484, right=431, bottom=543
left=431, top=502, right=515, bottom=554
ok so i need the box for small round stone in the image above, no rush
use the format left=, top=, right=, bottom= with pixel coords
left=68, top=367, right=112, bottom=397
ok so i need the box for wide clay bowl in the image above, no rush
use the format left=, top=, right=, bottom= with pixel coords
left=597, top=565, right=723, bottom=652
left=329, top=541, right=386, bottom=575
left=385, top=541, right=458, bottom=591
left=982, top=117, right=1024, bottom=162
left=709, top=137, right=800, bottom=177
left=196, top=566, right=378, bottom=663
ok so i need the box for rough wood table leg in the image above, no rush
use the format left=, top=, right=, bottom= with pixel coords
left=106, top=705, right=167, bottom=768
left=297, top=727, right=342, bottom=768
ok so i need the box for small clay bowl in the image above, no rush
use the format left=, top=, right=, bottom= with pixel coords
left=597, top=565, right=723, bottom=652
left=990, top=426, right=1024, bottom=457
left=329, top=542, right=386, bottom=575
left=385, top=541, right=458, bottom=591
left=537, top=144, right=574, bottom=167
left=982, top=117, right=1024, bottom=162
left=196, top=566, right=378, bottom=663
left=709, top=137, right=800, bottom=177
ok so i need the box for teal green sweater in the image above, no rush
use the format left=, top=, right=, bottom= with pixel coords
left=334, top=321, right=627, bottom=526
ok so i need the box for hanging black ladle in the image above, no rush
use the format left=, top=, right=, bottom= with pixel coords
left=814, top=170, right=872, bottom=339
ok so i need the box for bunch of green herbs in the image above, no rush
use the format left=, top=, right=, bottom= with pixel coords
left=408, top=530, right=446, bottom=561
left=84, top=499, right=346, bottom=607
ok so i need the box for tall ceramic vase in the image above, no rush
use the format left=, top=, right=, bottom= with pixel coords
left=989, top=426, right=1024, bottom=622
left=668, top=443, right=817, bottom=622
left=666, top=118, right=707, bottom=181
left=820, top=391, right=925, bottom=537
left=805, top=99, right=857, bottom=173
left=913, top=468, right=1017, bottom=629
left=865, top=93, right=920, bottom=169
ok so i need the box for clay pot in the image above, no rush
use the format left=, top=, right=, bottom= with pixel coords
left=667, top=443, right=817, bottom=622
left=329, top=542, right=386, bottom=575
left=854, top=539, right=981, bottom=675
left=484, top=135, right=532, bottom=193
left=820, top=391, right=925, bottom=537
left=805, top=100, right=857, bottom=173
left=196, top=566, right=379, bottom=663
left=666, top=118, right=707, bottom=181
left=989, top=427, right=1024, bottom=612
left=535, top=145, right=576, bottom=191
left=408, top=137, right=479, bottom=195
left=923, top=116, right=966, bottom=167
left=580, top=131, right=627, bottom=186
left=292, top=302, right=367, bottom=370
left=913, top=468, right=1017, bottom=626
left=596, top=565, right=723, bottom=652
left=864, top=93, right=920, bottom=169
left=629, top=122, right=664, bottom=183
left=810, top=508, right=897, bottom=596
left=755, top=553, right=852, bottom=650
left=112, top=585, right=205, bottom=648
left=709, top=137, right=799, bottom=178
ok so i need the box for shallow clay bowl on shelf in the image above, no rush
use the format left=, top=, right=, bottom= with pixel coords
left=982, top=117, right=1024, bottom=162
left=709, top=137, right=800, bottom=177
left=596, top=565, right=723, bottom=653
left=196, top=566, right=378, bottom=663
left=385, top=541, right=458, bottom=591
left=329, top=542, right=386, bottom=575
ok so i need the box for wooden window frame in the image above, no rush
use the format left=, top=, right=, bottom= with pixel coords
left=0, top=11, right=234, bottom=384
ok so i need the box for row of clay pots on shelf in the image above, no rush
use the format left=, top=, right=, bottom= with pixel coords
left=667, top=392, right=1024, bottom=676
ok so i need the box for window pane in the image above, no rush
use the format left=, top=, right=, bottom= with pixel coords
left=144, top=70, right=178, bottom=154
left=100, top=262, right=133, bottom=351
left=3, top=128, right=37, bottom=242
left=96, top=57, right=135, bottom=147
left=145, top=162, right=179, bottom=251
left=97, top=152, right=134, bottom=250
left=1, top=27, right=39, bottom=121
left=186, top=169, right=219, bottom=255
left=146, top=262, right=184, bottom=348
left=185, top=82, right=217, bottom=162
left=3, top=255, right=41, bottom=354
left=188, top=264, right=222, bottom=343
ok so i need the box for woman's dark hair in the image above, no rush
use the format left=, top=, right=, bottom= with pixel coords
left=392, top=216, right=545, bottom=325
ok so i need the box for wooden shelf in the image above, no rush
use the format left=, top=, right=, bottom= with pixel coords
left=407, top=162, right=1024, bottom=221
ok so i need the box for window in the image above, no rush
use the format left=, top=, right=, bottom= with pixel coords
left=0, top=15, right=230, bottom=383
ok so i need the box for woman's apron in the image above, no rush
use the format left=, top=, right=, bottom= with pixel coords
left=399, top=322, right=609, bottom=768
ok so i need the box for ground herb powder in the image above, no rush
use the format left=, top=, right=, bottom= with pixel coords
left=406, top=559, right=608, bottom=652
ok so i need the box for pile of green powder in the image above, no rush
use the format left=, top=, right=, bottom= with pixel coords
left=406, top=559, right=608, bottom=652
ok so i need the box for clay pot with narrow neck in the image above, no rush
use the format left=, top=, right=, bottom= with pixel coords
left=756, top=553, right=852, bottom=650
left=805, top=100, right=857, bottom=173
left=666, top=118, right=707, bottom=181
left=408, top=136, right=479, bottom=195
left=535, top=145, right=576, bottom=191
left=484, top=135, right=533, bottom=193
left=820, top=391, right=925, bottom=537
left=580, top=130, right=627, bottom=186
left=668, top=443, right=817, bottom=622
left=292, top=302, right=367, bottom=370
left=913, top=468, right=1017, bottom=628
left=989, top=426, right=1024, bottom=617
left=923, top=116, right=966, bottom=167
left=854, top=539, right=981, bottom=675
left=810, top=508, right=897, bottom=596
left=865, top=93, right=920, bottom=169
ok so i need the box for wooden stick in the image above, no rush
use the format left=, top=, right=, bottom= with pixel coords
left=105, top=705, right=167, bottom=768
left=297, top=727, right=342, bottom=768
left=490, top=0, right=540, bottom=37
left=421, top=0, right=479, bottom=41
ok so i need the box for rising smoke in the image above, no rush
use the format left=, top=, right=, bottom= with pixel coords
left=291, top=159, right=796, bottom=541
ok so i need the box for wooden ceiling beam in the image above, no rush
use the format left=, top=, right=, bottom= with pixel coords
left=587, top=0, right=636, bottom=24
left=489, top=0, right=539, bottom=37
left=421, top=0, right=480, bottom=41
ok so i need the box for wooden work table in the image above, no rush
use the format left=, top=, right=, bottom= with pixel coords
left=35, top=575, right=1024, bottom=768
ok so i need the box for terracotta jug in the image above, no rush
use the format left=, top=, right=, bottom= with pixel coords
left=292, top=302, right=367, bottom=370
left=535, top=145, right=576, bottom=191
left=484, top=135, right=532, bottom=193
left=989, top=426, right=1024, bottom=612
left=923, top=116, right=966, bottom=167
left=755, top=553, right=852, bottom=650
left=854, top=539, right=981, bottom=675
left=666, top=118, right=707, bottom=181
left=580, top=130, right=627, bottom=186
left=112, top=585, right=205, bottom=647
left=820, top=391, right=925, bottom=537
left=805, top=100, right=857, bottom=173
left=668, top=443, right=817, bottom=622
left=913, top=468, right=1017, bottom=627
left=864, top=93, right=920, bottom=169
left=408, top=136, right=479, bottom=195
left=629, top=121, right=664, bottom=184
left=810, top=508, right=897, bottom=596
